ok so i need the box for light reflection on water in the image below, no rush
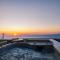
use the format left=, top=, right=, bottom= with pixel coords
left=0, top=47, right=55, bottom=60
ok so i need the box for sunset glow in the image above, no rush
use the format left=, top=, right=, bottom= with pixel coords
left=0, top=0, right=60, bottom=35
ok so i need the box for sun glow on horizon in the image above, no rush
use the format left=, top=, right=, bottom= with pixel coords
left=0, top=27, right=60, bottom=35
left=0, top=0, right=60, bottom=35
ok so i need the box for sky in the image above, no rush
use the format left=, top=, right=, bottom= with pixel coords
left=0, top=0, right=60, bottom=35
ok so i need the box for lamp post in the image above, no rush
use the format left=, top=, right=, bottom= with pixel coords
left=2, top=33, right=4, bottom=39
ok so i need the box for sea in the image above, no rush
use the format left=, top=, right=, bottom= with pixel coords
left=0, top=34, right=60, bottom=39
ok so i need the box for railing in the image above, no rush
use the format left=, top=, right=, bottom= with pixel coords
left=50, top=39, right=60, bottom=54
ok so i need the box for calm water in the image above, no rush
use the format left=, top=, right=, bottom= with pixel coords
left=0, top=47, right=56, bottom=60
left=0, top=34, right=60, bottom=39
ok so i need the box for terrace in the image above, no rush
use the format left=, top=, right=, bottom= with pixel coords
left=0, top=38, right=60, bottom=60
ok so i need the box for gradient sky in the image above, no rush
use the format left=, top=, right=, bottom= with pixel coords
left=0, top=0, right=60, bottom=35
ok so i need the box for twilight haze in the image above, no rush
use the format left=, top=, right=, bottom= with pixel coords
left=0, top=0, right=60, bottom=35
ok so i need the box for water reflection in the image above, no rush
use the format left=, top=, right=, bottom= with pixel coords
left=0, top=47, right=55, bottom=60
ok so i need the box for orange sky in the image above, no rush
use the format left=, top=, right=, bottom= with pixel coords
left=0, top=0, right=60, bottom=35
left=0, top=27, right=60, bottom=35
